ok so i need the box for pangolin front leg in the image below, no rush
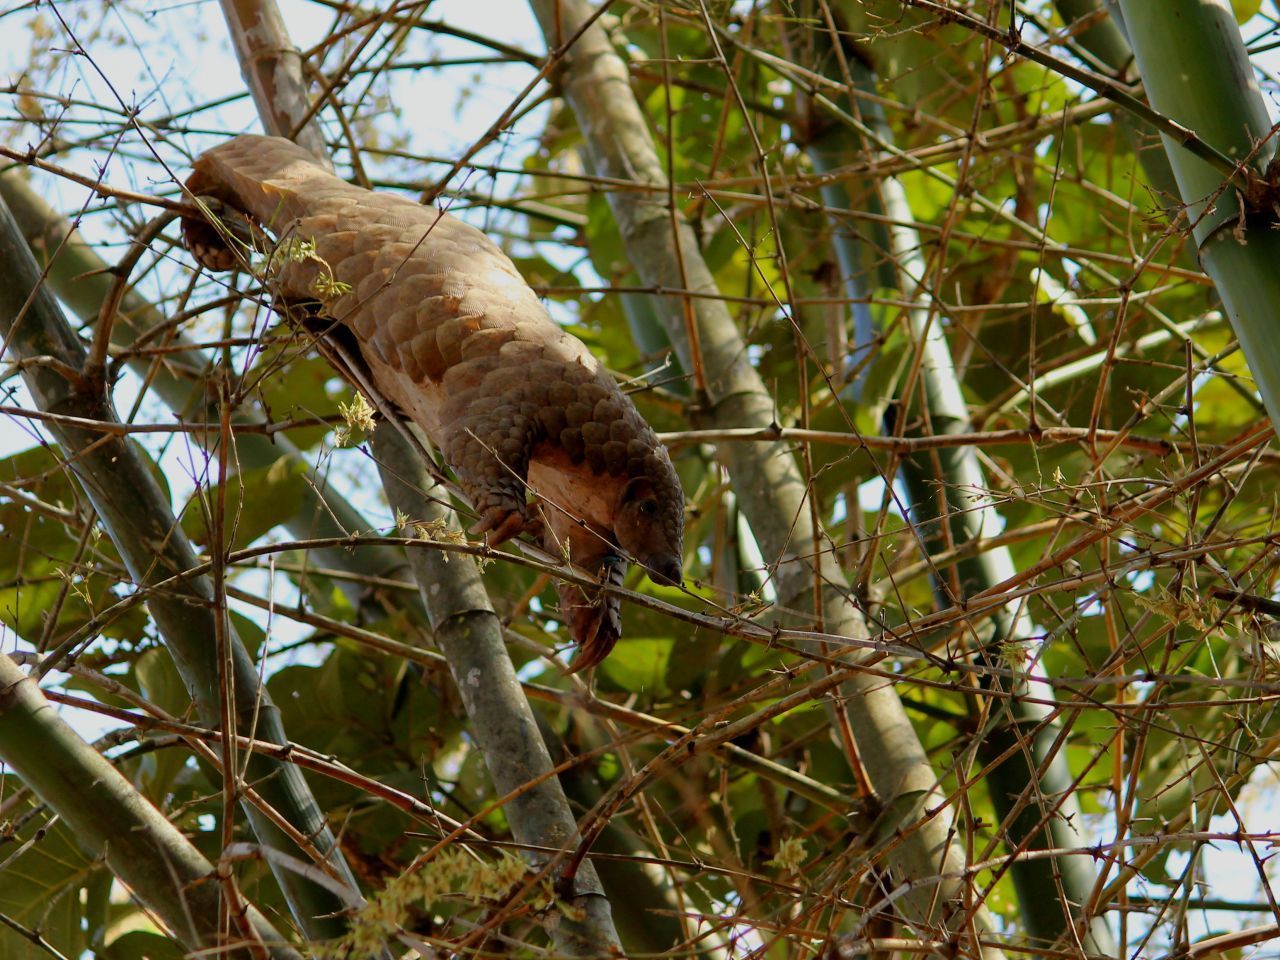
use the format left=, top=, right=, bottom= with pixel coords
left=444, top=394, right=542, bottom=544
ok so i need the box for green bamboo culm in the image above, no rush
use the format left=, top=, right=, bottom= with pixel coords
left=0, top=194, right=358, bottom=941
left=1055, top=0, right=1135, bottom=71
left=1051, top=0, right=1185, bottom=204
left=788, top=7, right=1115, bottom=951
left=0, top=654, right=300, bottom=960
left=1118, top=0, right=1280, bottom=428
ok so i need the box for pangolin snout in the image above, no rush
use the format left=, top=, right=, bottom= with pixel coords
left=647, top=554, right=682, bottom=587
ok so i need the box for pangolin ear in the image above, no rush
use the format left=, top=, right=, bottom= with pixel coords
left=618, top=475, right=656, bottom=507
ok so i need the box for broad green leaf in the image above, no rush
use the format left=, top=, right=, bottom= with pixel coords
left=1232, top=0, right=1262, bottom=21
left=0, top=795, right=99, bottom=960
left=247, top=333, right=343, bottom=450
left=179, top=454, right=311, bottom=549
left=98, top=930, right=186, bottom=960
left=598, top=637, right=674, bottom=695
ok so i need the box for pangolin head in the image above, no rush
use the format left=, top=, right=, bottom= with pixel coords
left=613, top=448, right=684, bottom=588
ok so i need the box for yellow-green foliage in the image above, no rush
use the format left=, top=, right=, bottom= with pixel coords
left=321, top=849, right=544, bottom=957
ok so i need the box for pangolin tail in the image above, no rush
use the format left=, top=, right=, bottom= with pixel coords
left=180, top=136, right=349, bottom=272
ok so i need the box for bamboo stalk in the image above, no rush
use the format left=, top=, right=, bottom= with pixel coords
left=1117, top=0, right=1280, bottom=430
left=0, top=653, right=301, bottom=960
left=523, top=1, right=1005, bottom=951
left=0, top=196, right=356, bottom=940
left=373, top=429, right=623, bottom=956
left=793, top=10, right=1116, bottom=951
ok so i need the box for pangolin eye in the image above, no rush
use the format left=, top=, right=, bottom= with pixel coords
left=639, top=500, right=658, bottom=517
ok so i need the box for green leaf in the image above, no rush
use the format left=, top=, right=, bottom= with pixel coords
left=511, top=256, right=579, bottom=294
left=598, top=637, right=674, bottom=695
left=1232, top=0, right=1261, bottom=21
left=0, top=793, right=100, bottom=960
left=583, top=192, right=628, bottom=281
left=0, top=445, right=79, bottom=583
left=248, top=332, right=343, bottom=450
left=179, top=454, right=310, bottom=549
left=98, top=930, right=186, bottom=960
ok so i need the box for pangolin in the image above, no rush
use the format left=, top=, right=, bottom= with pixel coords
left=180, top=135, right=684, bottom=671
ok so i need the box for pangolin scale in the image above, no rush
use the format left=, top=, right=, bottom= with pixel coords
left=182, top=135, right=684, bottom=670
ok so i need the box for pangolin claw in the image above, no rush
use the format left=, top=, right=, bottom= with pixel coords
left=471, top=504, right=529, bottom=546
left=562, top=602, right=620, bottom=675
left=560, top=557, right=625, bottom=675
